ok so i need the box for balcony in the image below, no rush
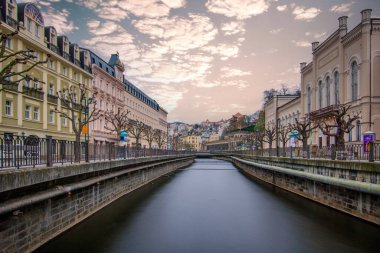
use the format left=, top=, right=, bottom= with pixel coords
left=72, top=102, right=82, bottom=111
left=74, top=59, right=81, bottom=67
left=47, top=94, right=58, bottom=104
left=308, top=105, right=339, bottom=120
left=23, top=86, right=44, bottom=100
left=2, top=83, right=18, bottom=92
left=6, top=16, right=17, bottom=29
left=49, top=44, right=59, bottom=54
left=62, top=52, right=70, bottom=61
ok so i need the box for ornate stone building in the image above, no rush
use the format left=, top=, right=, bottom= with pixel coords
left=0, top=0, right=92, bottom=140
left=300, top=9, right=380, bottom=147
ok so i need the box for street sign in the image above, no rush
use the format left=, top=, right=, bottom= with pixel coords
left=81, top=124, right=88, bottom=134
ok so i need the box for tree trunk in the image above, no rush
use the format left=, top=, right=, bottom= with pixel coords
left=74, top=133, right=81, bottom=163
left=282, top=143, right=286, bottom=157
left=336, top=130, right=345, bottom=151
left=302, top=138, right=308, bottom=158
left=269, top=143, right=272, bottom=157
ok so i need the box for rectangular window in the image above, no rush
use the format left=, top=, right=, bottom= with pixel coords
left=49, top=110, right=54, bottom=123
left=61, top=116, right=66, bottom=126
left=49, top=84, right=54, bottom=95
left=8, top=6, right=13, bottom=17
left=5, top=100, right=12, bottom=116
left=25, top=105, right=31, bottom=119
left=25, top=79, right=30, bottom=88
left=26, top=17, right=31, bottom=32
left=33, top=107, right=39, bottom=121
left=62, top=66, right=67, bottom=76
left=5, top=38, right=11, bottom=49
left=48, top=60, right=54, bottom=70
left=73, top=72, right=77, bottom=81
left=33, top=79, right=39, bottom=89
left=35, top=24, right=39, bottom=37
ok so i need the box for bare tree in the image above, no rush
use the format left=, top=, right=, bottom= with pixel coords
left=289, top=117, right=318, bottom=158
left=1, top=31, right=50, bottom=91
left=126, top=120, right=147, bottom=148
left=55, top=83, right=100, bottom=162
left=278, top=125, right=292, bottom=156
left=264, top=123, right=276, bottom=156
left=154, top=129, right=167, bottom=150
left=104, top=108, right=130, bottom=136
left=279, top=84, right=289, bottom=95
left=143, top=126, right=155, bottom=149
left=318, top=104, right=360, bottom=150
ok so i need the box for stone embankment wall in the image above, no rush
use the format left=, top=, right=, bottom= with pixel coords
left=0, top=156, right=194, bottom=253
left=230, top=155, right=380, bottom=225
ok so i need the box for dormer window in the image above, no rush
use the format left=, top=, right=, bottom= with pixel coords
left=8, top=5, right=13, bottom=17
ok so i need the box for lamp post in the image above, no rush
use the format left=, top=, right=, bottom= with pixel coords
left=82, top=97, right=92, bottom=162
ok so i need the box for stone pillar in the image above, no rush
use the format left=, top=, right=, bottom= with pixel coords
left=338, top=16, right=348, bottom=37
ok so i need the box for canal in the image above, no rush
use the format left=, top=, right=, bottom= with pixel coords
left=36, top=159, right=380, bottom=253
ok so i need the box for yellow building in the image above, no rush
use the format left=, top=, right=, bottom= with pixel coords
left=0, top=1, right=92, bottom=140
left=181, top=135, right=202, bottom=151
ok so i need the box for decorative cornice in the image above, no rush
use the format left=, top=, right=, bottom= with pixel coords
left=313, top=30, right=339, bottom=55
left=342, top=23, right=362, bottom=46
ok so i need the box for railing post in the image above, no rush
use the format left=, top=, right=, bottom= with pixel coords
left=124, top=145, right=127, bottom=159
left=85, top=141, right=89, bottom=163
left=369, top=141, right=374, bottom=162
left=46, top=136, right=52, bottom=167
left=108, top=143, right=112, bottom=161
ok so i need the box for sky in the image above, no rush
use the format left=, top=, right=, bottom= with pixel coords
left=22, top=0, right=380, bottom=123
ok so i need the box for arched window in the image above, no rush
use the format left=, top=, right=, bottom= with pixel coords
left=351, top=61, right=358, bottom=101
left=326, top=76, right=330, bottom=106
left=318, top=80, right=323, bottom=109
left=356, top=120, right=361, bottom=141
left=307, top=86, right=311, bottom=113
left=334, top=71, right=339, bottom=104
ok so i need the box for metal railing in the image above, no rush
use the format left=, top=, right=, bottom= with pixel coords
left=229, top=143, right=380, bottom=162
left=0, top=134, right=192, bottom=169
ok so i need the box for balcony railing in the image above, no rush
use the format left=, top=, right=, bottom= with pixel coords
left=2, top=83, right=18, bottom=92
left=6, top=16, right=17, bottom=29
left=72, top=102, right=82, bottom=111
left=48, top=44, right=59, bottom=54
left=47, top=94, right=58, bottom=104
left=308, top=105, right=339, bottom=120
left=23, top=86, right=44, bottom=100
left=62, top=52, right=70, bottom=61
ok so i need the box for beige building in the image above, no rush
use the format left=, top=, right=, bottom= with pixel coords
left=300, top=9, right=380, bottom=147
left=0, top=1, right=92, bottom=141
left=263, top=93, right=299, bottom=148
left=181, top=135, right=202, bottom=151
left=85, top=50, right=168, bottom=148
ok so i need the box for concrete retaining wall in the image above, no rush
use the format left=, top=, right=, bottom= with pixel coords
left=230, top=156, right=380, bottom=226
left=0, top=157, right=193, bottom=253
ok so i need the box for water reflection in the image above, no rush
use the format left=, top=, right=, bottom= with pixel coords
left=36, top=159, right=380, bottom=253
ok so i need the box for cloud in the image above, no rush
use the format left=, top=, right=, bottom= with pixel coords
left=220, top=67, right=251, bottom=78
left=330, top=2, right=355, bottom=13
left=293, top=6, right=321, bottom=21
left=202, top=43, right=240, bottom=60
left=145, top=85, right=186, bottom=112
left=43, top=7, right=78, bottom=34
left=206, top=0, right=270, bottom=20
left=221, top=21, right=246, bottom=36
left=87, top=20, right=121, bottom=35
left=161, top=0, right=186, bottom=9
left=276, top=4, right=287, bottom=12
left=269, top=28, right=282, bottom=34
left=305, top=31, right=326, bottom=39
left=133, top=14, right=218, bottom=52
left=291, top=40, right=310, bottom=47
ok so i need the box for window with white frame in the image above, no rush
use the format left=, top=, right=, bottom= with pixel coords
left=25, top=105, right=31, bottom=119
left=334, top=71, right=339, bottom=104
left=5, top=38, right=11, bottom=48
left=49, top=83, right=54, bottom=95
left=33, top=107, right=39, bottom=121
left=33, top=79, right=39, bottom=89
left=35, top=23, right=39, bottom=37
left=61, top=116, right=67, bottom=126
left=307, top=86, right=311, bottom=113
left=25, top=78, right=30, bottom=88
left=49, top=110, right=54, bottom=123
left=26, top=17, right=31, bottom=32
left=5, top=100, right=12, bottom=116
left=356, top=120, right=361, bottom=141
left=326, top=76, right=330, bottom=106
left=351, top=61, right=358, bottom=101
left=318, top=80, right=323, bottom=109
left=62, top=66, right=67, bottom=76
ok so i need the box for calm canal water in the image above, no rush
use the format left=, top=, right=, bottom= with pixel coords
left=36, top=159, right=380, bottom=253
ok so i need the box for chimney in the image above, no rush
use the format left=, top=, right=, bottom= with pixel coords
left=311, top=42, right=319, bottom=51
left=338, top=16, right=348, bottom=37
left=361, top=9, right=372, bottom=24
left=300, top=62, right=307, bottom=72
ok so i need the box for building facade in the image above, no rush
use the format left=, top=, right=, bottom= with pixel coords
left=0, top=1, right=92, bottom=141
left=300, top=9, right=380, bottom=147
left=85, top=50, right=168, bottom=148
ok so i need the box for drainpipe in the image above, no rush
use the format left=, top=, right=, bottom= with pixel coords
left=369, top=19, right=373, bottom=131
